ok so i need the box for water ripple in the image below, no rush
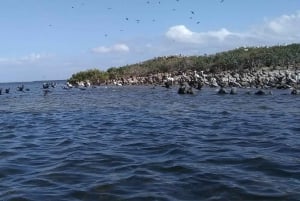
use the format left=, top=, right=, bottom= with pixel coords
left=1, top=84, right=300, bottom=200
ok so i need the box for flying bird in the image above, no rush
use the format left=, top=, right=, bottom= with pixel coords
left=190, top=10, right=195, bottom=14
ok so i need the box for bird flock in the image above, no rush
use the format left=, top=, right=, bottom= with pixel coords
left=0, top=82, right=57, bottom=96
left=47, top=0, right=225, bottom=38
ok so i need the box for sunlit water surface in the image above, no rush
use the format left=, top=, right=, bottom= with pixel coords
left=1, top=81, right=300, bottom=201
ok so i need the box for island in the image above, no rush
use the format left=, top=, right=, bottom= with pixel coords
left=68, top=44, right=300, bottom=90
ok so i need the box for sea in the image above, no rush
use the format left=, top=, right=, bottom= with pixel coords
left=0, top=81, right=300, bottom=201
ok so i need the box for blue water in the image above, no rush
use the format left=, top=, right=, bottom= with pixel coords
left=1, top=81, right=300, bottom=201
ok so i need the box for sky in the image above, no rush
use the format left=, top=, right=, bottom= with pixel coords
left=0, top=0, right=300, bottom=82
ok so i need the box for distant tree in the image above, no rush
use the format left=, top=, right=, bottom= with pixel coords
left=68, top=69, right=108, bottom=85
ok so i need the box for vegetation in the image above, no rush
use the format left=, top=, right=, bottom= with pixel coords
left=68, top=69, right=108, bottom=85
left=68, top=44, right=300, bottom=84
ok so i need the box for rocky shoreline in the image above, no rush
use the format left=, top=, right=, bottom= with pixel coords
left=105, top=67, right=300, bottom=90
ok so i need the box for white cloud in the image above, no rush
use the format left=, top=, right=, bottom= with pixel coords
left=0, top=58, right=9, bottom=63
left=21, top=53, right=43, bottom=62
left=0, top=53, right=52, bottom=65
left=92, top=43, right=130, bottom=54
left=165, top=25, right=240, bottom=44
left=255, top=11, right=300, bottom=41
left=165, top=11, right=300, bottom=48
left=165, top=25, right=194, bottom=43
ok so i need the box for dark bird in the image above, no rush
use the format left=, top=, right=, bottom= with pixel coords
left=190, top=10, right=195, bottom=14
left=125, top=17, right=129, bottom=20
left=43, top=83, right=50, bottom=89
left=196, top=21, right=200, bottom=24
left=136, top=19, right=140, bottom=23
left=51, top=82, right=56, bottom=88
left=5, top=88, right=10, bottom=94
left=220, top=0, right=224, bottom=2
left=17, top=84, right=24, bottom=92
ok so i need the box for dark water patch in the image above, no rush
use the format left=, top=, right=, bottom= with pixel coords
left=241, top=156, right=300, bottom=178
left=0, top=165, right=27, bottom=179
left=150, top=163, right=195, bottom=175
left=6, top=196, right=32, bottom=201
left=69, top=189, right=122, bottom=201
left=21, top=178, right=56, bottom=188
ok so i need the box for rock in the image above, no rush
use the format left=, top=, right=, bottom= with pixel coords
left=186, top=87, right=194, bottom=94
left=255, top=89, right=266, bottom=95
left=178, top=82, right=194, bottom=95
left=291, top=89, right=300, bottom=95
left=218, top=87, right=227, bottom=94
left=230, top=87, right=237, bottom=95
left=178, top=84, right=186, bottom=94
